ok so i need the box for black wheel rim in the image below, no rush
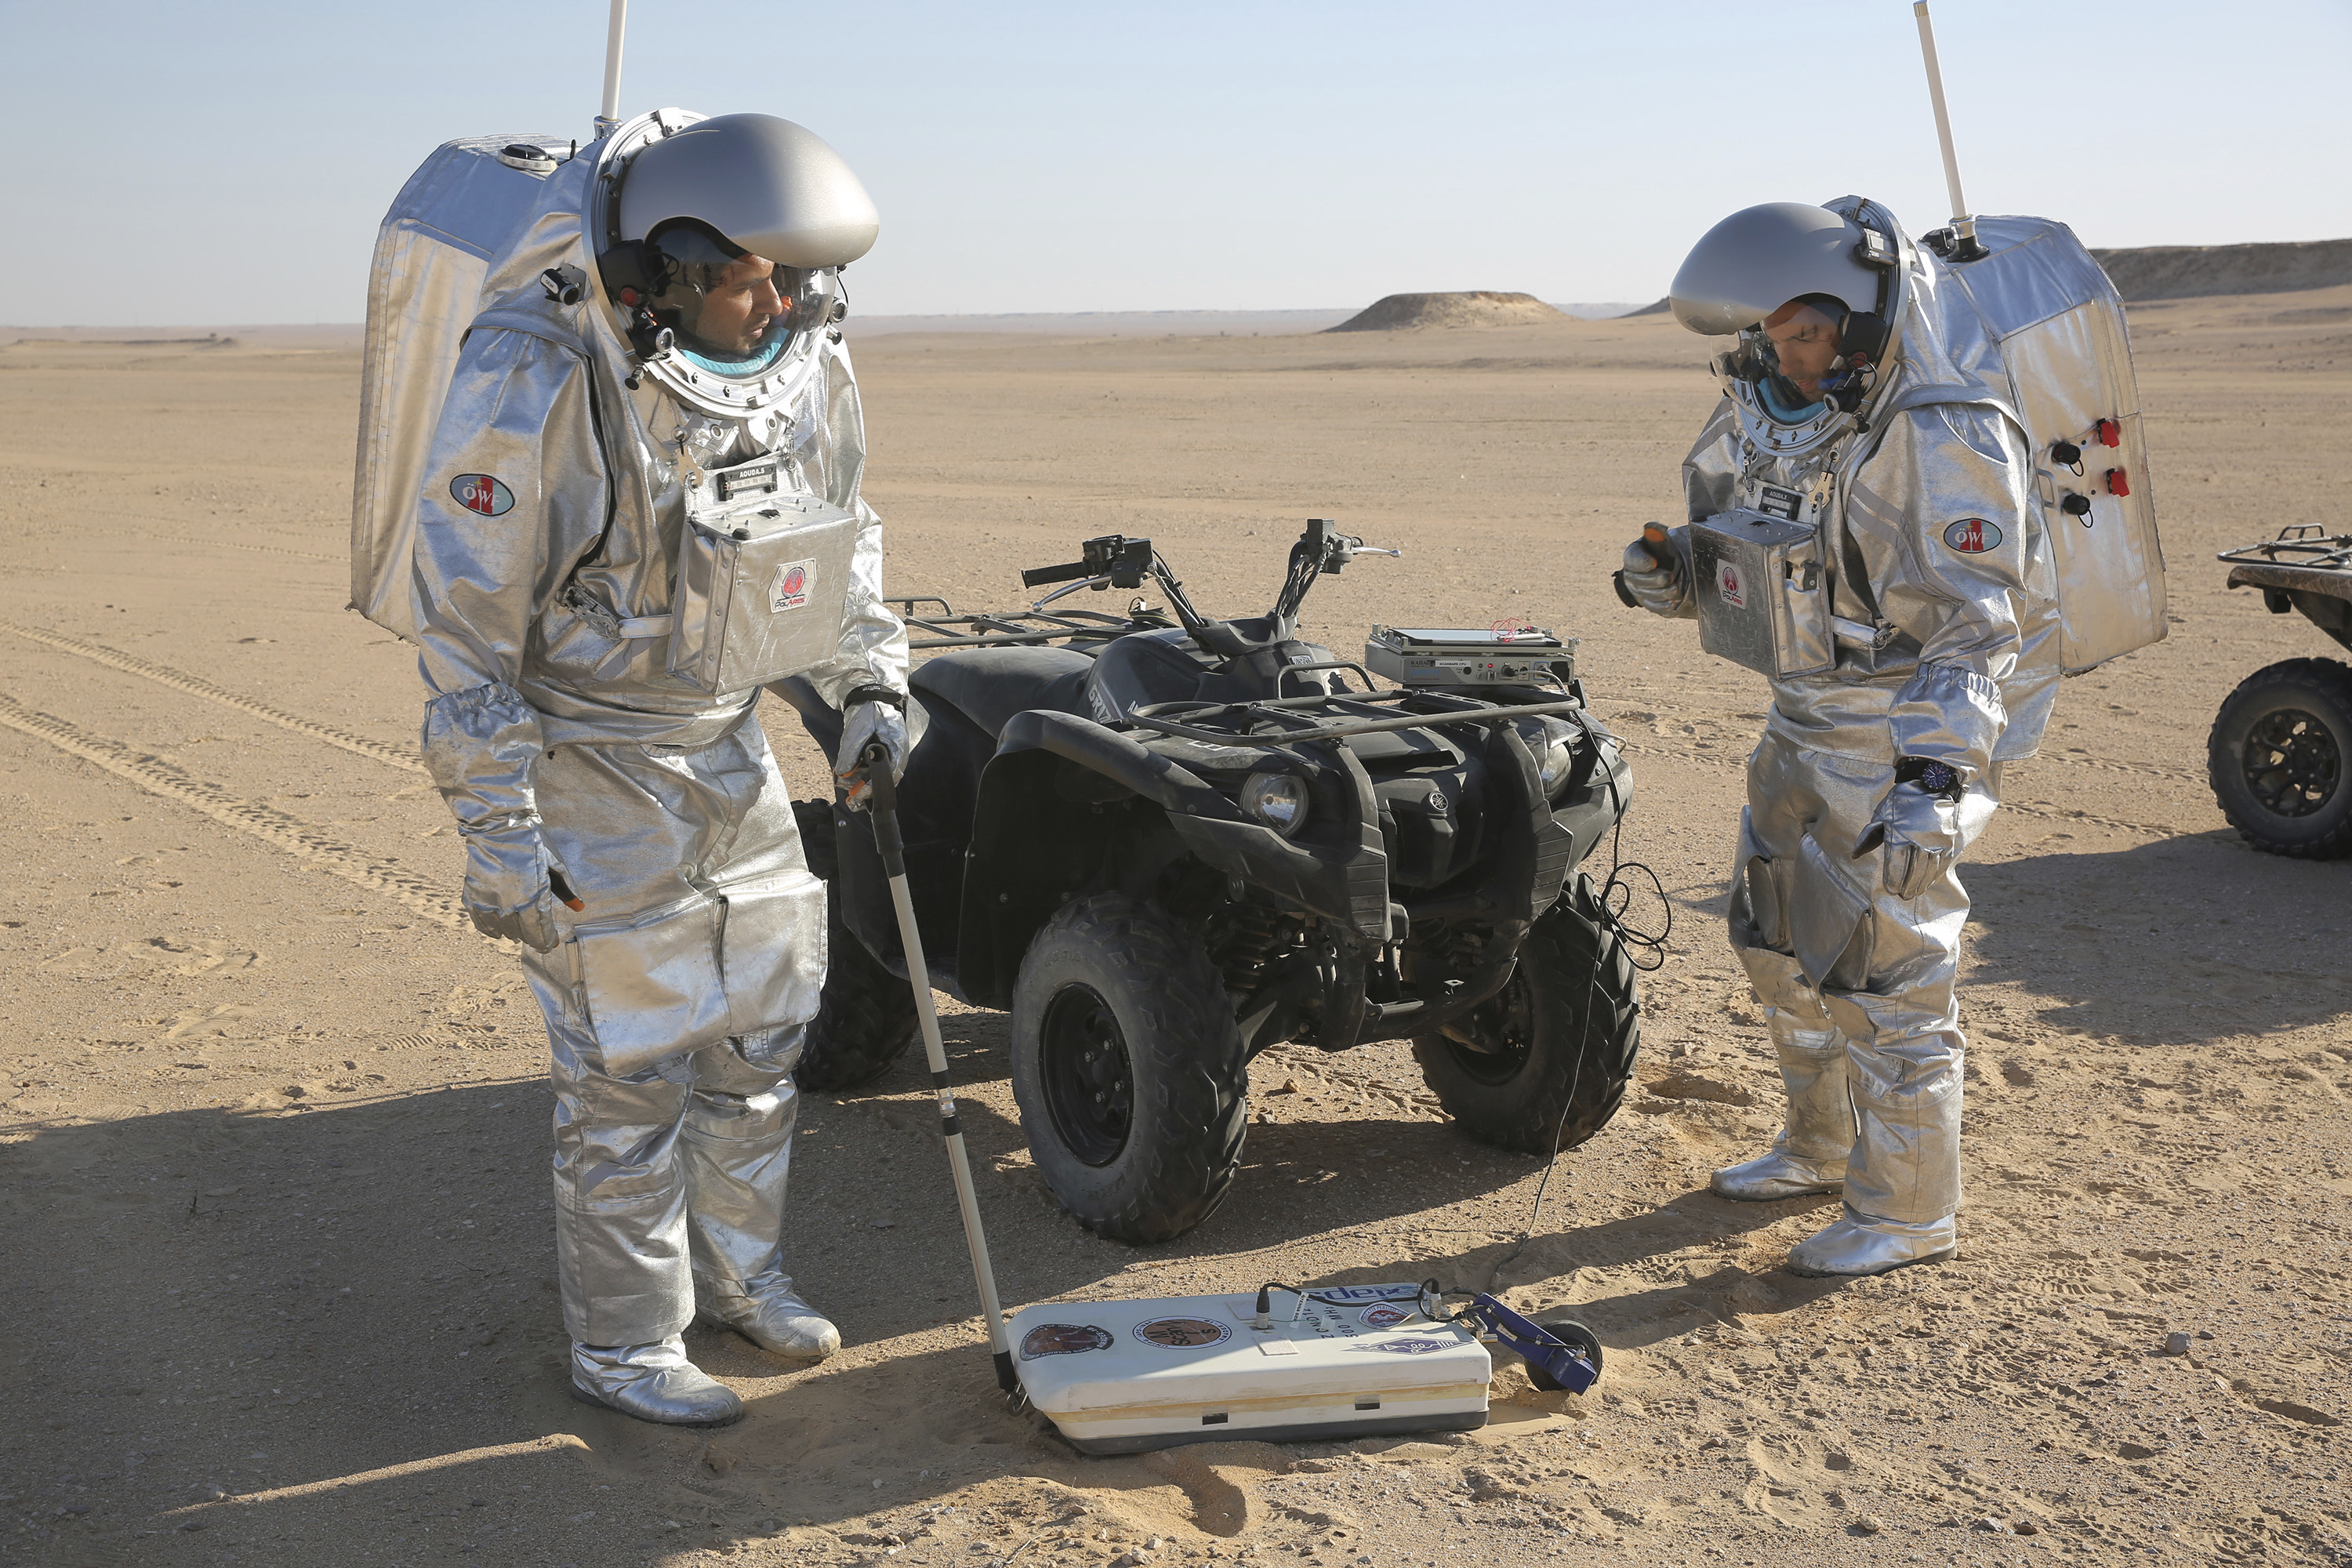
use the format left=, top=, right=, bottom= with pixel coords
left=1039, top=983, right=1134, bottom=1167
left=2242, top=708, right=2343, bottom=818
left=1443, top=970, right=1537, bottom=1087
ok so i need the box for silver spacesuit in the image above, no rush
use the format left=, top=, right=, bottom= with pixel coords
left=405, top=111, right=908, bottom=1424
left=1623, top=198, right=2060, bottom=1277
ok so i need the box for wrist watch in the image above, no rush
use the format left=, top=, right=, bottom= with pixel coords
left=1895, top=757, right=1963, bottom=799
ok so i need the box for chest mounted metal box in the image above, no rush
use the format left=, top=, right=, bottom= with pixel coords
left=668, top=476, right=860, bottom=695
left=1689, top=508, right=1835, bottom=679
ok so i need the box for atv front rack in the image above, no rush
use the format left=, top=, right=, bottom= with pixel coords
left=887, top=596, right=1171, bottom=652
left=1128, top=688, right=1587, bottom=746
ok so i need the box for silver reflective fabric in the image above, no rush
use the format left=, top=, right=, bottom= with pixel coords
left=529, top=928, right=811, bottom=1346
left=570, top=1337, right=745, bottom=1427
left=1669, top=201, right=1889, bottom=336
left=1709, top=1014, right=1849, bottom=1200
left=1936, top=216, right=2167, bottom=673
left=1787, top=1211, right=1958, bottom=1277
left=614, top=113, right=880, bottom=269
left=1726, top=736, right=1998, bottom=1241
left=384, top=111, right=907, bottom=1362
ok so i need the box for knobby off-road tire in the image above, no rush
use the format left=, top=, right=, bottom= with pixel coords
left=1412, top=873, right=1641, bottom=1156
left=2208, top=657, right=2352, bottom=859
left=1009, top=893, right=1248, bottom=1245
left=789, top=797, right=919, bottom=1093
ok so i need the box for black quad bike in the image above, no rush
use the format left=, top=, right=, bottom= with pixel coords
left=2211, top=526, right=2352, bottom=858
left=777, top=521, right=1642, bottom=1243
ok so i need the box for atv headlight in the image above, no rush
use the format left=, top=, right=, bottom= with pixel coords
left=1240, top=772, right=1310, bottom=838
left=1515, top=716, right=1581, bottom=798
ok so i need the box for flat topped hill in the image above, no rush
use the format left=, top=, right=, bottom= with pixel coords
left=1326, top=291, right=1570, bottom=332
left=2091, top=238, right=2352, bottom=300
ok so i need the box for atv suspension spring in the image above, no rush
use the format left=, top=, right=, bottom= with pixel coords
left=1207, top=901, right=1300, bottom=995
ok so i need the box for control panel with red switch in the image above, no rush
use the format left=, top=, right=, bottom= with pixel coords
left=2095, top=418, right=2121, bottom=448
left=2105, top=468, right=2130, bottom=497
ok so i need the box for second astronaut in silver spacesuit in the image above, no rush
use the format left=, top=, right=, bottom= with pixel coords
left=1622, top=198, right=2059, bottom=1277
left=410, top=112, right=909, bottom=1424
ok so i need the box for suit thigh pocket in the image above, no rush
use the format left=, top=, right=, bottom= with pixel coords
left=1790, top=832, right=1875, bottom=993
left=715, top=868, right=829, bottom=1038
left=573, top=895, right=731, bottom=1076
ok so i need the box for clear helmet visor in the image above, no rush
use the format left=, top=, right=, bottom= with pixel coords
left=637, top=219, right=836, bottom=374
left=1723, top=296, right=1850, bottom=423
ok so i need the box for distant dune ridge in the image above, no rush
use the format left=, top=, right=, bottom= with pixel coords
left=1325, top=292, right=1570, bottom=332
left=1616, top=236, right=2352, bottom=319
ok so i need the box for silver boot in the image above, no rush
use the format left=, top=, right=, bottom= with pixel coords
left=1787, top=1208, right=1957, bottom=1276
left=1711, top=1014, right=1851, bottom=1201
left=698, top=1270, right=841, bottom=1359
left=569, top=1337, right=744, bottom=1427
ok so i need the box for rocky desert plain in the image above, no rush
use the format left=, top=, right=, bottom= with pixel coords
left=2, top=257, right=2350, bottom=1568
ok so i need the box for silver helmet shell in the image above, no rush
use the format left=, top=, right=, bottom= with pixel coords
left=1669, top=201, right=1886, bottom=336
left=585, top=109, right=879, bottom=418
left=1673, top=198, right=1914, bottom=459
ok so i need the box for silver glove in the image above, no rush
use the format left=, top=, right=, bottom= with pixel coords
left=1621, top=528, right=1690, bottom=617
left=1855, top=779, right=1992, bottom=900
left=459, top=816, right=568, bottom=950
left=833, top=702, right=909, bottom=812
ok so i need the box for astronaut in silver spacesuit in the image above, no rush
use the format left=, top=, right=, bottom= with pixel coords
left=1621, top=199, right=2058, bottom=1278
left=411, top=112, right=909, bottom=1424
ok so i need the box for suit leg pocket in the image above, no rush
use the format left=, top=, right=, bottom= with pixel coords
left=1790, top=832, right=1875, bottom=993
left=714, top=869, right=829, bottom=1039
left=573, top=895, right=731, bottom=1078
left=1727, top=808, right=1789, bottom=954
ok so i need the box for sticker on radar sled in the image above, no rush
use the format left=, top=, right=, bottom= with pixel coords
left=1943, top=517, right=2002, bottom=554
left=769, top=560, right=815, bottom=613
left=450, top=474, right=515, bottom=517
left=1359, top=1303, right=1413, bottom=1328
left=1020, top=1323, right=1114, bottom=1360
left=1134, top=1317, right=1231, bottom=1349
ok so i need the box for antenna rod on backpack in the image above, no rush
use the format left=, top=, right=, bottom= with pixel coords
left=1911, top=2, right=1984, bottom=260
left=596, top=0, right=629, bottom=138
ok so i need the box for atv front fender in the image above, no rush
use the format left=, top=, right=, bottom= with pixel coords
left=954, top=710, right=1389, bottom=1009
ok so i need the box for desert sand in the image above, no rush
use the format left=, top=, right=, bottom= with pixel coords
left=2, top=281, right=2350, bottom=1568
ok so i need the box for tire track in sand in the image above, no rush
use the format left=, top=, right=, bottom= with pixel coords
left=0, top=621, right=425, bottom=775
left=133, top=531, right=337, bottom=561
left=0, top=691, right=462, bottom=929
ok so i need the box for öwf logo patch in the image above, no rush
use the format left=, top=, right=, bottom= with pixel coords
left=1943, top=517, right=2002, bottom=554
left=449, top=474, right=515, bottom=517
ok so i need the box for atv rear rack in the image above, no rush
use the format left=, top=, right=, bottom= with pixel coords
left=1129, top=688, right=1587, bottom=746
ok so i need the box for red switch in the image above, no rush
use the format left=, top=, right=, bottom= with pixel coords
left=2095, top=418, right=2121, bottom=448
left=2105, top=468, right=2130, bottom=497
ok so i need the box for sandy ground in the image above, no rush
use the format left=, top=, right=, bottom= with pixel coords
left=2, top=286, right=2350, bottom=1568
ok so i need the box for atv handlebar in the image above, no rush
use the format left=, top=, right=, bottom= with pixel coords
left=1020, top=560, right=1094, bottom=589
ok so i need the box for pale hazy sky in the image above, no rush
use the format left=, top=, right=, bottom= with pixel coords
left=5, top=0, right=2348, bottom=325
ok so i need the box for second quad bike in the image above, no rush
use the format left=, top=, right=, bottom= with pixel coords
left=778, top=521, right=1642, bottom=1243
left=2211, top=526, right=2352, bottom=858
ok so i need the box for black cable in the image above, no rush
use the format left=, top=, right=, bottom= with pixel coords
left=1497, top=728, right=1672, bottom=1275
